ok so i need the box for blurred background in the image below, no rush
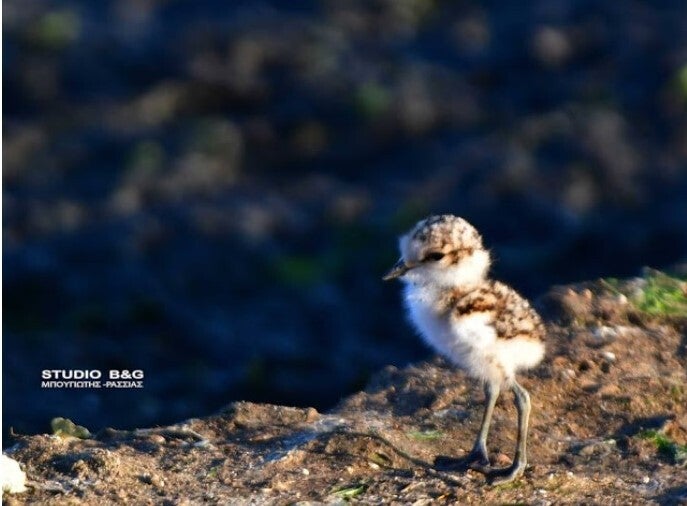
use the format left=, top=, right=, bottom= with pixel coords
left=4, top=0, right=687, bottom=439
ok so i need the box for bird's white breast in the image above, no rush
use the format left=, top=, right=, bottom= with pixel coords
left=403, top=282, right=545, bottom=384
left=403, top=284, right=497, bottom=370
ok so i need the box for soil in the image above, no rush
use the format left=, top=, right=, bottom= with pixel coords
left=4, top=278, right=687, bottom=505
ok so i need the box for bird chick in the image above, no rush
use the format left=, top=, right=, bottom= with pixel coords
left=384, top=214, right=545, bottom=485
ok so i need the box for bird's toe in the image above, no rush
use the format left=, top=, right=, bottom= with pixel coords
left=465, top=448, right=490, bottom=471
left=487, top=463, right=526, bottom=486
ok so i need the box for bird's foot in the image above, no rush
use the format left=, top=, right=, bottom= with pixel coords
left=487, top=462, right=526, bottom=486
left=464, top=446, right=491, bottom=472
left=434, top=447, right=490, bottom=473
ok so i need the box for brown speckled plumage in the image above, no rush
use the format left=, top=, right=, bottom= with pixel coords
left=404, top=215, right=484, bottom=266
left=449, top=281, right=546, bottom=341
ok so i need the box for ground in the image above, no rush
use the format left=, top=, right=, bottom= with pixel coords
left=4, top=276, right=687, bottom=505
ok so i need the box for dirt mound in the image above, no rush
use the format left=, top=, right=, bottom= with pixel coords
left=5, top=277, right=687, bottom=504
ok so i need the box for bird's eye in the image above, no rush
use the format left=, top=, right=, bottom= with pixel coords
left=424, top=252, right=445, bottom=262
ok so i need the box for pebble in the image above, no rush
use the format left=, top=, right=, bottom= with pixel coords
left=562, top=368, right=576, bottom=380
left=193, top=439, right=212, bottom=449
left=592, top=326, right=618, bottom=343
left=149, top=434, right=166, bottom=445
left=0, top=455, right=27, bottom=497
left=601, top=351, right=616, bottom=362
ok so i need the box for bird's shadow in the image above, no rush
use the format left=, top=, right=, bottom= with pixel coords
left=433, top=454, right=482, bottom=473
left=337, top=429, right=491, bottom=488
left=433, top=454, right=516, bottom=485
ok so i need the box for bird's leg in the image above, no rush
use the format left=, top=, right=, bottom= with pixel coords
left=489, top=380, right=530, bottom=485
left=466, top=381, right=500, bottom=469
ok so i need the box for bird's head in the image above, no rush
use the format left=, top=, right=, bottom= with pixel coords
left=383, top=214, right=491, bottom=288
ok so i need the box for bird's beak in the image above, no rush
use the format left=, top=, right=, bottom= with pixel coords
left=383, top=258, right=410, bottom=281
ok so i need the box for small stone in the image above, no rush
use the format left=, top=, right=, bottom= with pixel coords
left=601, top=351, right=616, bottom=362
left=494, top=453, right=512, bottom=466
left=592, top=326, right=618, bottom=345
left=562, top=368, right=576, bottom=380
left=302, top=468, right=310, bottom=475
left=642, top=476, right=650, bottom=484
left=0, top=455, right=27, bottom=497
left=305, top=408, right=319, bottom=423
left=149, top=434, right=166, bottom=445
left=578, top=444, right=595, bottom=457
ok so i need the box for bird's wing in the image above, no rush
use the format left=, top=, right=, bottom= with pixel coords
left=452, top=282, right=545, bottom=341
